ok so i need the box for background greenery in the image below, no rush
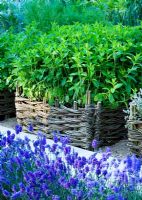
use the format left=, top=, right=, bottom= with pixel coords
left=0, top=0, right=142, bottom=33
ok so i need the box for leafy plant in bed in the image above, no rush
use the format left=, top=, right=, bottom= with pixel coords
left=0, top=30, right=15, bottom=92
left=0, top=30, right=16, bottom=119
left=9, top=23, right=142, bottom=108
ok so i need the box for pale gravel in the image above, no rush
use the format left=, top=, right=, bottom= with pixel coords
left=0, top=118, right=131, bottom=159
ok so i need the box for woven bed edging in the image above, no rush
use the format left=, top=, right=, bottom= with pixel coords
left=126, top=103, right=142, bottom=156
left=94, top=102, right=127, bottom=146
left=0, top=90, right=15, bottom=120
left=15, top=96, right=96, bottom=150
left=127, top=120, right=142, bottom=156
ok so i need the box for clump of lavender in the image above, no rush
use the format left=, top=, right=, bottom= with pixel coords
left=0, top=125, right=142, bottom=200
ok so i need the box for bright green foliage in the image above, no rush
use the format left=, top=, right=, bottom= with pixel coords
left=9, top=23, right=142, bottom=107
left=0, top=30, right=15, bottom=91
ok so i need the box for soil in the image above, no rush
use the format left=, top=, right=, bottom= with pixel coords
left=0, top=118, right=131, bottom=159
left=0, top=117, right=17, bottom=129
left=100, top=140, right=131, bottom=159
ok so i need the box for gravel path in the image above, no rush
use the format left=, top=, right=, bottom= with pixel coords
left=0, top=118, right=131, bottom=159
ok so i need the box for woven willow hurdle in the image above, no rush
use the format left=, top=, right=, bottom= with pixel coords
left=95, top=103, right=127, bottom=146
left=15, top=91, right=95, bottom=149
left=0, top=90, right=15, bottom=120
left=127, top=103, right=142, bottom=156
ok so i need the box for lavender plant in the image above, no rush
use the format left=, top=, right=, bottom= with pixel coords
left=0, top=125, right=142, bottom=200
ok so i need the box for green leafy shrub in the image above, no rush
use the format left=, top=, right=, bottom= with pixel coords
left=9, top=23, right=142, bottom=107
left=0, top=30, right=15, bottom=91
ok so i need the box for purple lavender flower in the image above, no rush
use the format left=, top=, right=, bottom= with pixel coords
left=1, top=136, right=6, bottom=147
left=67, top=196, right=72, bottom=200
left=102, top=170, right=107, bottom=176
left=41, top=135, right=46, bottom=145
left=60, top=136, right=70, bottom=146
left=2, top=189, right=10, bottom=197
left=45, top=189, right=52, bottom=196
left=24, top=151, right=31, bottom=159
left=42, top=183, right=48, bottom=190
left=106, top=147, right=111, bottom=153
left=12, top=184, right=18, bottom=193
left=28, top=124, right=33, bottom=132
left=33, top=140, right=40, bottom=147
left=106, top=194, right=115, bottom=200
left=51, top=144, right=58, bottom=152
left=92, top=139, right=98, bottom=149
left=15, top=124, right=22, bottom=134
left=87, top=180, right=98, bottom=188
left=11, top=133, right=15, bottom=140
left=53, top=133, right=59, bottom=143
left=7, top=130, right=11, bottom=136
left=117, top=195, right=125, bottom=200
left=11, top=191, right=22, bottom=199
left=64, top=146, right=71, bottom=155
left=96, top=168, right=101, bottom=176
left=52, top=195, right=60, bottom=200
left=35, top=160, right=42, bottom=167
left=69, top=177, right=78, bottom=188
left=85, top=166, right=90, bottom=173
left=24, top=136, right=31, bottom=143
left=113, top=186, right=120, bottom=193
left=19, top=182, right=25, bottom=192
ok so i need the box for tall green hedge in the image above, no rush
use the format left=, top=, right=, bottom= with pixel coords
left=7, top=23, right=142, bottom=107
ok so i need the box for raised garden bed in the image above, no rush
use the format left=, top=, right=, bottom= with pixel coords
left=15, top=91, right=95, bottom=149
left=15, top=93, right=127, bottom=149
left=95, top=103, right=127, bottom=146
left=127, top=101, right=142, bottom=156
left=127, top=120, right=142, bottom=156
left=125, top=88, right=142, bottom=156
left=0, top=90, right=15, bottom=121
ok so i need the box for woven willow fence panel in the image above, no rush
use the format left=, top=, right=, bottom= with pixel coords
left=127, top=121, right=142, bottom=156
left=127, top=104, right=142, bottom=156
left=15, top=95, right=95, bottom=149
left=95, top=103, right=127, bottom=146
left=0, top=90, right=15, bottom=120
